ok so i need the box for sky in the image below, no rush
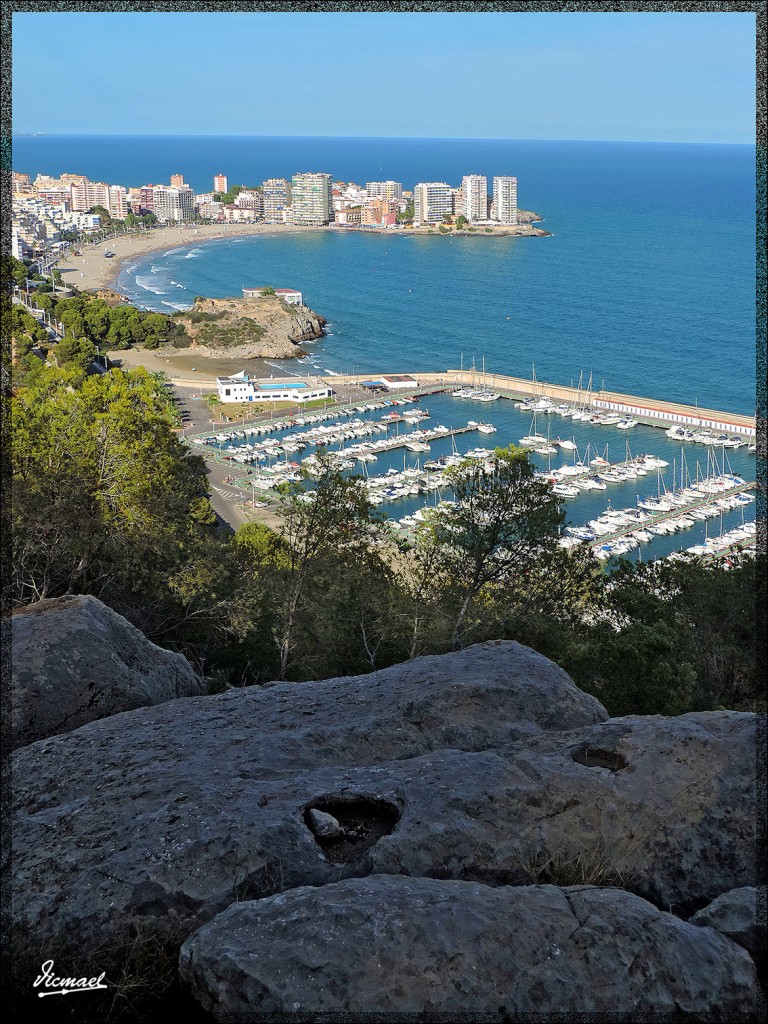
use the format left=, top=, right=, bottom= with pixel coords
left=11, top=10, right=757, bottom=143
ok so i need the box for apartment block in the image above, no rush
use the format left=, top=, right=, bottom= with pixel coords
left=461, top=175, right=488, bottom=223
left=214, top=173, right=228, bottom=194
left=291, top=172, right=333, bottom=226
left=170, top=173, right=186, bottom=188
left=492, top=176, right=518, bottom=225
left=152, top=184, right=196, bottom=222
left=365, top=180, right=403, bottom=202
left=413, top=182, right=452, bottom=225
left=262, top=178, right=291, bottom=223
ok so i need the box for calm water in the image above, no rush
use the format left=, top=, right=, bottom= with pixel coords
left=14, top=135, right=756, bottom=415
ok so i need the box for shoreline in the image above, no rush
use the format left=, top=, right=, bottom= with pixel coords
left=55, top=218, right=548, bottom=296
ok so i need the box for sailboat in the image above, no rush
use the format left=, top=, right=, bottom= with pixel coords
left=519, top=410, right=548, bottom=447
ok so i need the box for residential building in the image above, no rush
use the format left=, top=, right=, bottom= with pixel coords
left=360, top=198, right=398, bottom=227
left=138, top=185, right=156, bottom=214
left=216, top=372, right=334, bottom=405
left=334, top=208, right=363, bottom=226
left=492, top=176, right=518, bottom=225
left=365, top=180, right=403, bottom=202
left=262, top=178, right=291, bottom=223
left=235, top=190, right=264, bottom=217
left=461, top=175, right=488, bottom=223
left=170, top=173, right=185, bottom=188
left=152, top=184, right=196, bottom=222
left=68, top=179, right=128, bottom=219
left=214, top=173, right=228, bottom=194
left=291, top=172, right=333, bottom=226
left=413, top=182, right=452, bottom=225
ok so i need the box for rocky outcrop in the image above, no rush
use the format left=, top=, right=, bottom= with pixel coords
left=174, top=295, right=326, bottom=360
left=179, top=877, right=759, bottom=1018
left=10, top=594, right=205, bottom=750
left=11, top=639, right=757, bottom=965
left=691, top=887, right=762, bottom=962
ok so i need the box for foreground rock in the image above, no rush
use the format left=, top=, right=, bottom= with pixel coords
left=11, top=638, right=756, bottom=963
left=10, top=595, right=205, bottom=750
left=179, top=876, right=759, bottom=1018
left=691, top=887, right=762, bottom=961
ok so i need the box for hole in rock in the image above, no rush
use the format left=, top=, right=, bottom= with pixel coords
left=571, top=744, right=628, bottom=773
left=304, top=796, right=401, bottom=865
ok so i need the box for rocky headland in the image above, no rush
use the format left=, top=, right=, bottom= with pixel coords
left=171, top=293, right=327, bottom=360
left=8, top=597, right=763, bottom=1019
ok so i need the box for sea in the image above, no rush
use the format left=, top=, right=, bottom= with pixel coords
left=11, top=134, right=760, bottom=560
left=13, top=134, right=757, bottom=417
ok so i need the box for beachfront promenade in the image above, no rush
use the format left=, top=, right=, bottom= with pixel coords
left=203, top=369, right=755, bottom=439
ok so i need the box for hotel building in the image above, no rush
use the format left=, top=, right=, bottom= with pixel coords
left=170, top=173, right=186, bottom=188
left=214, top=173, right=228, bottom=194
left=413, top=182, right=452, bottom=225
left=291, top=172, right=333, bottom=226
left=492, top=176, right=518, bottom=225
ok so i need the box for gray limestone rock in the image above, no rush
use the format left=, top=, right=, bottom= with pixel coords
left=10, top=594, right=206, bottom=750
left=178, top=876, right=760, bottom=1018
left=691, top=887, right=763, bottom=961
left=306, top=808, right=344, bottom=839
left=11, top=684, right=755, bottom=958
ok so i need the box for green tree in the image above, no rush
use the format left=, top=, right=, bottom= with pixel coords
left=456, top=215, right=468, bottom=230
left=415, top=445, right=565, bottom=648
left=275, top=453, right=386, bottom=678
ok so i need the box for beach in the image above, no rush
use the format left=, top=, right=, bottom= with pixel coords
left=54, top=222, right=313, bottom=294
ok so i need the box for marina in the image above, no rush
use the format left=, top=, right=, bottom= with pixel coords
left=187, top=384, right=759, bottom=566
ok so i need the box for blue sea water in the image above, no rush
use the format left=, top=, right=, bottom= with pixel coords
left=13, top=135, right=756, bottom=415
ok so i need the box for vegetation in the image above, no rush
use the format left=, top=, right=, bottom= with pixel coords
left=6, top=245, right=760, bottom=710
left=456, top=215, right=468, bottom=230
left=397, top=199, right=414, bottom=224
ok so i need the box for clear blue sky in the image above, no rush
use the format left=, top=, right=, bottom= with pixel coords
left=12, top=10, right=756, bottom=143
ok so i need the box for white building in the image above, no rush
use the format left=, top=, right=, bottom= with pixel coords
left=291, top=172, right=333, bottom=226
left=460, top=175, right=488, bottom=223
left=492, top=176, right=518, bottom=225
left=263, top=178, right=291, bottom=223
left=365, top=180, right=403, bottom=202
left=413, top=182, right=452, bottom=226
left=242, top=287, right=303, bottom=304
left=216, top=372, right=335, bottom=405
left=152, top=184, right=196, bottom=222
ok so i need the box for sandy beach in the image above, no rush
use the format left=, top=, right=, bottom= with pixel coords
left=54, top=222, right=312, bottom=294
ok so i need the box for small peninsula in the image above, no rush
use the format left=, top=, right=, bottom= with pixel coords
left=172, top=293, right=327, bottom=360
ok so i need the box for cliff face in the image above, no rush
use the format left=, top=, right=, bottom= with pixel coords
left=173, top=295, right=327, bottom=360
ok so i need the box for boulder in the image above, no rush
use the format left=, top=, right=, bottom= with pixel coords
left=10, top=594, right=205, bottom=750
left=691, top=887, right=762, bottom=962
left=11, top=641, right=755, bottom=958
left=179, top=876, right=759, bottom=1018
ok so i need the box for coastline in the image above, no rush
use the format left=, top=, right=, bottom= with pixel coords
left=55, top=218, right=548, bottom=297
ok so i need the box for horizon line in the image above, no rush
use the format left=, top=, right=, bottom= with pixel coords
left=11, top=132, right=755, bottom=147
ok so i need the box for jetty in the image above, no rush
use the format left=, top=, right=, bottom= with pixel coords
left=317, top=371, right=756, bottom=439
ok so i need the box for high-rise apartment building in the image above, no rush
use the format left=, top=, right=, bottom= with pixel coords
left=69, top=179, right=127, bottom=219
left=170, top=173, right=185, bottom=188
left=413, top=182, right=452, bottom=225
left=291, top=172, right=333, bottom=226
left=492, top=176, right=518, bottom=225
left=365, top=180, right=403, bottom=202
left=460, top=175, right=488, bottom=223
left=214, top=173, right=228, bottom=195
left=152, top=184, right=196, bottom=222
left=262, top=179, right=291, bottom=222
